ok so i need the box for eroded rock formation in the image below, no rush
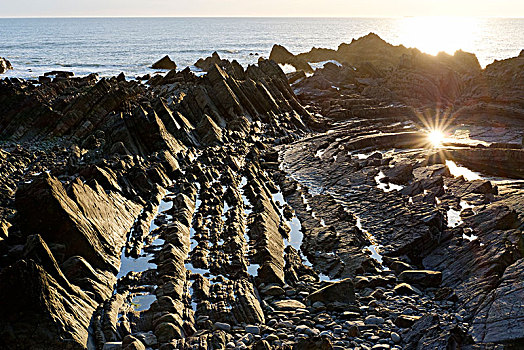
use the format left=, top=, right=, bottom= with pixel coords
left=0, top=34, right=522, bottom=350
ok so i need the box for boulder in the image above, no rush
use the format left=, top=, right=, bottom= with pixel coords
left=152, top=55, right=177, bottom=70
left=384, top=163, right=413, bottom=184
left=269, top=44, right=313, bottom=73
left=398, top=270, right=442, bottom=287
left=154, top=322, right=183, bottom=343
left=0, top=57, right=13, bottom=74
left=122, top=335, right=146, bottom=350
left=293, top=336, right=333, bottom=350
left=272, top=300, right=306, bottom=311
left=307, top=278, right=355, bottom=304
left=43, top=71, right=74, bottom=78
left=393, top=283, right=421, bottom=295
left=195, top=51, right=226, bottom=72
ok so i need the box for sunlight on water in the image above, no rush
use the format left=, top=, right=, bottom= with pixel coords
left=445, top=160, right=482, bottom=181
left=398, top=17, right=479, bottom=57
left=375, top=171, right=404, bottom=193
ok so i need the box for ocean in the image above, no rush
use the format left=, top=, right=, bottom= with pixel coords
left=0, top=17, right=522, bottom=79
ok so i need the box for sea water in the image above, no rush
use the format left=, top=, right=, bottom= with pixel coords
left=0, top=17, right=522, bottom=79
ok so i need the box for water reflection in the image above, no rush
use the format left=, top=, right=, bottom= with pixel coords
left=398, top=17, right=479, bottom=57
left=445, top=160, right=482, bottom=181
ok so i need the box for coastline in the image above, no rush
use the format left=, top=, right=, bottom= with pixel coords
left=0, top=32, right=523, bottom=349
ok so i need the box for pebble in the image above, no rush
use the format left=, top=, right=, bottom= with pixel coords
left=391, top=332, right=401, bottom=343
left=372, top=344, right=391, bottom=350
left=365, top=316, right=385, bottom=325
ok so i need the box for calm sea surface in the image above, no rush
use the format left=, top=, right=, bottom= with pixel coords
left=0, top=17, right=522, bottom=79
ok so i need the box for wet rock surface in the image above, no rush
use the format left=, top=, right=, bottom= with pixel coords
left=0, top=57, right=13, bottom=74
left=0, top=34, right=523, bottom=350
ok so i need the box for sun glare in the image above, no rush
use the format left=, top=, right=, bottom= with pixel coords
left=398, top=17, right=479, bottom=57
left=428, top=130, right=445, bottom=147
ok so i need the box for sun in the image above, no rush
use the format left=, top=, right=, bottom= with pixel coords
left=428, top=129, right=445, bottom=147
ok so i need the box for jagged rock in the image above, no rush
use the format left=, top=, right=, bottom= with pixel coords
left=15, top=175, right=141, bottom=272
left=0, top=219, right=11, bottom=240
left=471, top=258, right=524, bottom=344
left=384, top=163, right=413, bottom=184
left=152, top=55, right=177, bottom=70
left=0, top=57, right=13, bottom=74
left=195, top=51, right=227, bottom=71
left=154, top=322, right=183, bottom=343
left=287, top=70, right=306, bottom=84
left=0, top=259, right=97, bottom=349
left=393, top=283, right=421, bottom=295
left=122, top=335, right=146, bottom=350
left=269, top=44, right=313, bottom=73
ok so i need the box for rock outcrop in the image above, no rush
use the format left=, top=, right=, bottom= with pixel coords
left=0, top=37, right=523, bottom=350
left=152, top=55, right=177, bottom=70
left=0, top=57, right=12, bottom=74
left=269, top=44, right=313, bottom=73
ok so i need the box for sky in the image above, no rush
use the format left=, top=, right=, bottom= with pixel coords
left=1, top=0, right=523, bottom=17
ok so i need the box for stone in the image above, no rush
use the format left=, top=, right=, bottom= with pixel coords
left=393, top=283, right=421, bottom=295
left=347, top=325, right=360, bottom=337
left=390, top=332, right=401, bottom=343
left=0, top=57, right=13, bottom=74
left=122, top=335, right=146, bottom=350
left=307, top=278, right=355, bottom=304
left=371, top=345, right=390, bottom=350
left=152, top=55, right=177, bottom=70
left=364, top=316, right=385, bottom=325
left=269, top=44, right=313, bottom=73
left=245, top=325, right=260, bottom=335
left=154, top=322, right=183, bottom=343
left=262, top=285, right=286, bottom=296
left=272, top=299, right=306, bottom=311
left=103, top=342, right=123, bottom=350
left=293, top=335, right=334, bottom=350
left=398, top=270, right=442, bottom=287
left=394, top=315, right=421, bottom=328
left=254, top=339, right=272, bottom=350
left=384, top=163, right=413, bottom=184
left=213, top=322, right=231, bottom=332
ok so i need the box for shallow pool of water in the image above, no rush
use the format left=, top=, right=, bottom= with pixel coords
left=375, top=171, right=404, bottom=193
left=446, top=160, right=482, bottom=181
left=132, top=293, right=156, bottom=312
left=356, top=216, right=384, bottom=265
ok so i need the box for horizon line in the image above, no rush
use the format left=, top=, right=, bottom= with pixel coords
left=1, top=15, right=523, bottom=19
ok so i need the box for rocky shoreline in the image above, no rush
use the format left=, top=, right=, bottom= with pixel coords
left=0, top=33, right=522, bottom=350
